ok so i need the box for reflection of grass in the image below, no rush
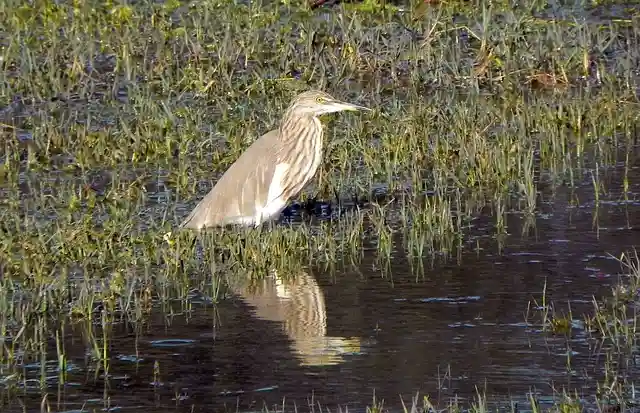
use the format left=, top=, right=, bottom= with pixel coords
left=585, top=251, right=640, bottom=408
left=1, top=0, right=640, bottom=408
left=524, top=252, right=640, bottom=410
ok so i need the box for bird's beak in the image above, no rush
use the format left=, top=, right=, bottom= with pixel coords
left=328, top=100, right=371, bottom=113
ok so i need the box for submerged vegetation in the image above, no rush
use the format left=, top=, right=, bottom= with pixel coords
left=1, top=0, right=640, bottom=410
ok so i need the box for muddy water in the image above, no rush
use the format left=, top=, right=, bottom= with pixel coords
left=4, top=158, right=640, bottom=413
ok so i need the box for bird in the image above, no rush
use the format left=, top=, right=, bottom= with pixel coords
left=178, top=90, right=370, bottom=231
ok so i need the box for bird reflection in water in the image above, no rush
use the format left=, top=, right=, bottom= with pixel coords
left=228, top=269, right=362, bottom=367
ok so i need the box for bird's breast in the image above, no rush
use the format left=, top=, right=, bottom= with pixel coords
left=278, top=117, right=324, bottom=197
left=307, top=117, right=324, bottom=175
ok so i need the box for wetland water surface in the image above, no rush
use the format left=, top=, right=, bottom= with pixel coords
left=3, top=0, right=640, bottom=412
left=4, top=156, right=640, bottom=413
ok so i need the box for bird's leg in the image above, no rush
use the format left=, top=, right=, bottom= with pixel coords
left=304, top=172, right=329, bottom=219
left=259, top=223, right=273, bottom=274
left=219, top=228, right=240, bottom=265
left=202, top=232, right=218, bottom=275
left=177, top=232, right=198, bottom=274
left=303, top=194, right=316, bottom=220
left=199, top=231, right=211, bottom=260
left=333, top=187, right=342, bottom=216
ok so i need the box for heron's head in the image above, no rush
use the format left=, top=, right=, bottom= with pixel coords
left=286, top=90, right=370, bottom=117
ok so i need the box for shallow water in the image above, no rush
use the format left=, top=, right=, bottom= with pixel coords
left=3, top=149, right=640, bottom=413
left=4, top=0, right=640, bottom=411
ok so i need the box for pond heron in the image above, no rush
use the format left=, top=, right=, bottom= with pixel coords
left=179, top=90, right=370, bottom=231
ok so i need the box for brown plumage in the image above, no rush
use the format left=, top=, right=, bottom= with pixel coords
left=179, top=90, right=370, bottom=230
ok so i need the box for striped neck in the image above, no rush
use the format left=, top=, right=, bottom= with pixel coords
left=279, top=111, right=319, bottom=143
left=275, top=110, right=325, bottom=198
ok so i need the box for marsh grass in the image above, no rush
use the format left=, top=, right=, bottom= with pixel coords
left=297, top=384, right=621, bottom=413
left=520, top=250, right=640, bottom=411
left=1, top=0, right=640, bottom=408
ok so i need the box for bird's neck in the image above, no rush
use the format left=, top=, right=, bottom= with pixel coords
left=278, top=113, right=321, bottom=142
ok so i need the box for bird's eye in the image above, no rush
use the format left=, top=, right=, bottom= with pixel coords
left=316, top=96, right=326, bottom=104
